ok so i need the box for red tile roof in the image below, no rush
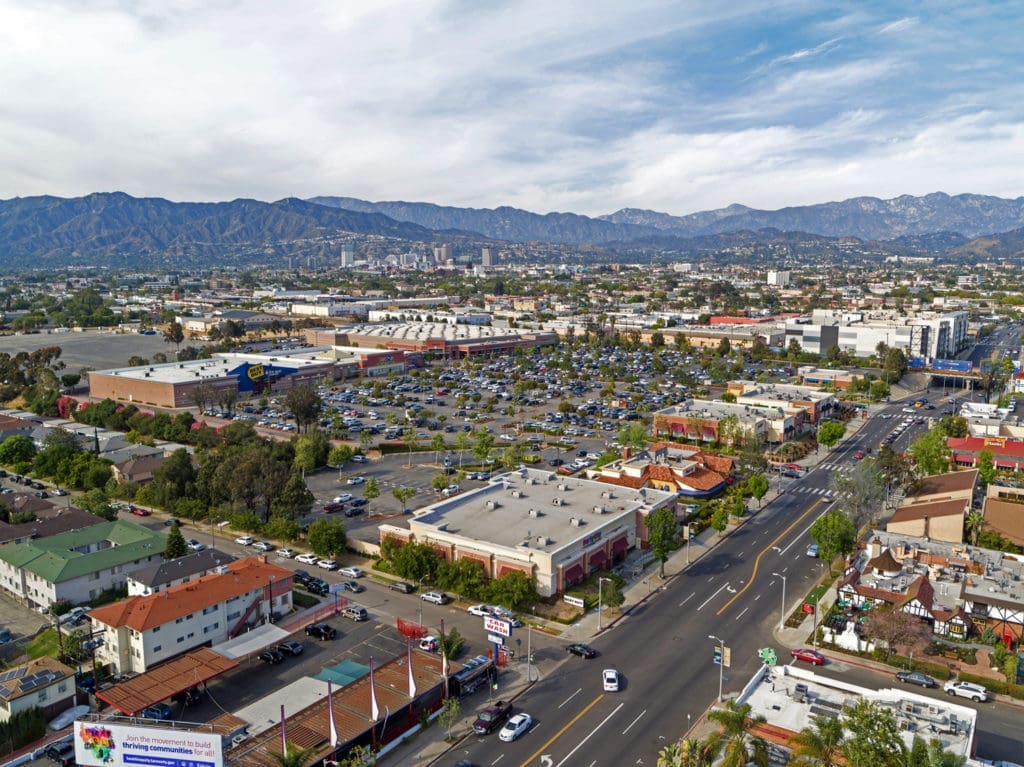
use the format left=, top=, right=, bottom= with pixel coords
left=89, top=557, right=293, bottom=631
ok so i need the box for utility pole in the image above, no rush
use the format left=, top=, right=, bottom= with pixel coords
left=709, top=634, right=726, bottom=702
left=772, top=572, right=787, bottom=631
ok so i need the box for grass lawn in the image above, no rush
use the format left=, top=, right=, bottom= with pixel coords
left=26, top=629, right=59, bottom=660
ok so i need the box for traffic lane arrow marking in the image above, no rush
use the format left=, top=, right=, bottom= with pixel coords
left=519, top=694, right=604, bottom=767
left=541, top=757, right=552, bottom=767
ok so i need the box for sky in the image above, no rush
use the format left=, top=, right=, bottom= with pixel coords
left=1, top=0, right=1023, bottom=216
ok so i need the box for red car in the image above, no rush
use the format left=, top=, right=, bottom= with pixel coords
left=790, top=648, right=825, bottom=665
left=130, top=506, right=150, bottom=517
left=854, top=451, right=865, bottom=460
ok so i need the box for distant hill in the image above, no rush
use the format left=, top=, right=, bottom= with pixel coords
left=601, top=192, right=1024, bottom=240
left=307, top=196, right=658, bottom=244
left=948, top=227, right=1024, bottom=260
left=0, top=192, right=437, bottom=270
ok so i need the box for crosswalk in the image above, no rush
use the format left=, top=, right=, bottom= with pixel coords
left=812, top=461, right=852, bottom=473
left=790, top=485, right=834, bottom=496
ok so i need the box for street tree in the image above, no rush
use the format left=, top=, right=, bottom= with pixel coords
left=163, top=522, right=188, bottom=559
left=829, top=458, right=886, bottom=528
left=271, top=471, right=315, bottom=518
left=817, top=420, right=846, bottom=450
left=328, top=443, right=354, bottom=467
left=0, top=435, right=36, bottom=465
left=747, top=473, right=769, bottom=508
left=977, top=449, right=996, bottom=487
left=438, top=696, right=461, bottom=741
left=391, top=486, right=417, bottom=510
left=809, top=509, right=857, bottom=574
left=402, top=427, right=419, bottom=468
left=486, top=570, right=535, bottom=610
left=430, top=433, right=446, bottom=463
left=908, top=428, right=951, bottom=476
left=711, top=505, right=730, bottom=536
left=472, top=428, right=495, bottom=464
left=646, top=505, right=678, bottom=578
left=307, top=519, right=347, bottom=558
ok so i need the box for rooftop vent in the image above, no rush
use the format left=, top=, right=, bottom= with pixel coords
left=551, top=498, right=563, bottom=507
left=592, top=505, right=605, bottom=514
left=528, top=508, right=542, bottom=518
left=600, top=490, right=615, bottom=500
left=511, top=490, right=523, bottom=499
left=536, top=536, right=550, bottom=546
left=570, top=517, right=582, bottom=527
left=485, top=500, right=499, bottom=510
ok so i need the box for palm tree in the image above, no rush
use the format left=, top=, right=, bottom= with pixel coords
left=789, top=713, right=844, bottom=767
left=268, top=742, right=317, bottom=767
left=659, top=734, right=722, bottom=767
left=707, top=700, right=769, bottom=767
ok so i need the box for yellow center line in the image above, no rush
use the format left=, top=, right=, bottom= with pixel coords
left=519, top=693, right=605, bottom=767
left=716, top=498, right=824, bottom=616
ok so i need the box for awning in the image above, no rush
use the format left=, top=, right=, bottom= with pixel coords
left=588, top=550, right=607, bottom=568
left=564, top=564, right=584, bottom=582
left=611, top=537, right=629, bottom=554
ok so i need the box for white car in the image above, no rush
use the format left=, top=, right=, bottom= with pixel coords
left=317, top=559, right=339, bottom=571
left=186, top=539, right=205, bottom=552
left=235, top=535, right=254, bottom=546
left=346, top=476, right=366, bottom=486
left=296, top=553, right=320, bottom=565
left=339, top=566, right=363, bottom=578
left=943, top=680, right=988, bottom=702
left=499, top=713, right=532, bottom=742
left=277, top=548, right=296, bottom=559
left=334, top=493, right=354, bottom=503
left=467, top=605, right=491, bottom=617
left=351, top=455, right=367, bottom=463
left=441, top=484, right=461, bottom=498
left=418, top=635, right=438, bottom=652
left=603, top=669, right=620, bottom=692
left=253, top=541, right=274, bottom=552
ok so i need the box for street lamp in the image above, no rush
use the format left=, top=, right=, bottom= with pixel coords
left=772, top=572, right=787, bottom=631
left=708, top=634, right=725, bottom=702
left=597, top=577, right=612, bottom=631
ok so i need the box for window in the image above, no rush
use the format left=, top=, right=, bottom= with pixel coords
left=152, top=626, right=160, bottom=633
left=227, top=612, right=241, bottom=621
left=175, top=617, right=184, bottom=624
left=58, top=682, right=67, bottom=693
left=38, top=689, right=47, bottom=702
left=202, top=605, right=218, bottom=615
left=203, top=622, right=220, bottom=635
left=154, top=645, right=162, bottom=653
left=177, top=637, right=184, bottom=643
left=187, top=633, right=194, bottom=639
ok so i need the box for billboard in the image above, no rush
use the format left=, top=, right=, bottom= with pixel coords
left=75, top=721, right=223, bottom=767
left=483, top=615, right=511, bottom=637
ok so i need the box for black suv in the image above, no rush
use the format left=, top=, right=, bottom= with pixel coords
left=293, top=569, right=313, bottom=585
left=305, top=623, right=337, bottom=640
left=307, top=579, right=330, bottom=596
left=45, top=742, right=75, bottom=767
left=472, top=700, right=513, bottom=735
left=258, top=648, right=285, bottom=664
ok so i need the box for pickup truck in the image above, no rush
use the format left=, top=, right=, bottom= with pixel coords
left=473, top=700, right=513, bottom=735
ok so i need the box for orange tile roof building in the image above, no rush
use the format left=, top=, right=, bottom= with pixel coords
left=89, top=557, right=293, bottom=674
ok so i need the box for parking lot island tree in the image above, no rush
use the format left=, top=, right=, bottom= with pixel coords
left=284, top=384, right=322, bottom=434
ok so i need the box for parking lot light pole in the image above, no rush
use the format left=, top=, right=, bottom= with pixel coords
left=709, top=634, right=725, bottom=702
left=597, top=577, right=612, bottom=631
left=772, top=572, right=787, bottom=631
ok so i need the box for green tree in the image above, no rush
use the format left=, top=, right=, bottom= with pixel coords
left=0, top=435, right=35, bottom=465
left=646, top=506, right=678, bottom=578
left=163, top=521, right=188, bottom=559
left=618, top=422, right=650, bottom=452
left=486, top=570, right=536, bottom=610
left=307, top=519, right=347, bottom=558
left=789, top=713, right=844, bottom=767
left=284, top=384, right=322, bottom=433
left=830, top=458, right=886, bottom=527
left=163, top=321, right=185, bottom=353
left=272, top=471, right=315, bottom=518
left=472, top=427, right=495, bottom=464
left=363, top=477, right=380, bottom=502
left=431, top=473, right=450, bottom=493
left=436, top=557, right=487, bottom=600
left=438, top=624, right=465, bottom=660
left=78, top=488, right=118, bottom=520
left=747, top=473, right=769, bottom=508
left=454, top=429, right=472, bottom=467
left=809, top=509, right=857, bottom=574
left=908, top=428, right=951, bottom=476
left=389, top=541, right=441, bottom=583
left=707, top=701, right=768, bottom=767
left=842, top=699, right=906, bottom=767
left=438, top=695, right=461, bottom=741
left=977, top=449, right=997, bottom=488
left=33, top=428, right=82, bottom=477
left=817, top=420, right=846, bottom=449
left=328, top=443, right=354, bottom=467
left=268, top=742, right=317, bottom=767
left=403, top=427, right=419, bottom=468
left=430, top=433, right=446, bottom=464
left=264, top=515, right=302, bottom=543
left=392, top=486, right=417, bottom=510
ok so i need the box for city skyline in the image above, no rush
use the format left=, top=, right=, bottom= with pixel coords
left=2, top=1, right=1022, bottom=216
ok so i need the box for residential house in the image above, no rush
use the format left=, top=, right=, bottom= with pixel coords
left=127, top=549, right=237, bottom=596
left=885, top=470, right=977, bottom=544
left=111, top=455, right=166, bottom=485
left=0, top=657, right=76, bottom=722
left=594, top=442, right=732, bottom=498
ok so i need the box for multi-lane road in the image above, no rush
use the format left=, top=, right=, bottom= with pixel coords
left=449, top=392, right=1024, bottom=767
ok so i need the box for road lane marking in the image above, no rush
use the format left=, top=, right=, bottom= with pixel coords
left=520, top=694, right=605, bottom=767
left=557, top=703, right=625, bottom=767
left=735, top=607, right=749, bottom=621
left=697, top=582, right=730, bottom=611
left=716, top=499, right=824, bottom=616
left=777, top=518, right=817, bottom=556
left=754, top=593, right=761, bottom=601
left=679, top=592, right=695, bottom=607
left=622, top=709, right=647, bottom=735
left=491, top=756, right=504, bottom=765
left=558, top=688, right=583, bottom=709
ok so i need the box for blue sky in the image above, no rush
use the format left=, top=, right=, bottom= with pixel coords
left=1, top=1, right=1022, bottom=216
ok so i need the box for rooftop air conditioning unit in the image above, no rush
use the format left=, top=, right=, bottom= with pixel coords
left=536, top=536, right=549, bottom=546
left=570, top=517, right=582, bottom=527
left=551, top=498, right=563, bottom=506
left=511, top=490, right=522, bottom=499
left=528, top=508, right=541, bottom=518
left=485, top=500, right=498, bottom=510
left=593, top=505, right=605, bottom=514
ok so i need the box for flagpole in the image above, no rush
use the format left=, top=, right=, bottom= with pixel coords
left=280, top=704, right=287, bottom=755
left=327, top=681, right=339, bottom=750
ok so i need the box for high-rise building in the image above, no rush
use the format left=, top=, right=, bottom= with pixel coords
left=340, top=244, right=354, bottom=267
left=481, top=248, right=494, bottom=267
left=767, top=270, right=791, bottom=287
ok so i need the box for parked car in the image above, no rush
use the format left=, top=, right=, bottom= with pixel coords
left=258, top=648, right=285, bottom=664
left=498, top=713, right=532, bottom=742
left=343, top=506, right=364, bottom=518
left=418, top=635, right=439, bottom=652
left=351, top=454, right=367, bottom=463
left=790, top=648, right=825, bottom=665
left=293, top=569, right=313, bottom=584
left=307, top=580, right=330, bottom=596
left=59, top=607, right=87, bottom=626
left=341, top=580, right=365, bottom=593
left=305, top=623, right=337, bottom=640
left=333, top=493, right=354, bottom=503
left=346, top=476, right=366, bottom=485
left=44, top=742, right=76, bottom=766
left=472, top=700, right=513, bottom=735
left=296, top=553, right=320, bottom=565
left=342, top=606, right=368, bottom=621
left=277, top=548, right=296, bottom=559
left=317, top=559, right=339, bottom=571
left=421, top=591, right=449, bottom=605
left=130, top=506, right=150, bottom=516
left=602, top=669, right=620, bottom=692
left=389, top=581, right=415, bottom=594
left=277, top=641, right=304, bottom=656
left=235, top=535, right=255, bottom=546
left=943, top=680, right=988, bottom=702
left=141, top=703, right=174, bottom=720
left=467, top=604, right=491, bottom=617
left=567, top=643, right=597, bottom=659
left=896, top=671, right=936, bottom=688
left=186, top=539, right=205, bottom=552
left=253, top=541, right=275, bottom=552
left=806, top=544, right=820, bottom=558
left=323, top=502, right=345, bottom=513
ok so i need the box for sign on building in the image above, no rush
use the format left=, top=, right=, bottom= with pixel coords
left=75, top=721, right=223, bottom=767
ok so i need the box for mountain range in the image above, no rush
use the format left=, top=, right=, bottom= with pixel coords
left=1, top=190, right=1023, bottom=270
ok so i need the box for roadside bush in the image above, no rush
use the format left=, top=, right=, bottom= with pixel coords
left=292, top=591, right=320, bottom=609
left=956, top=671, right=1024, bottom=700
